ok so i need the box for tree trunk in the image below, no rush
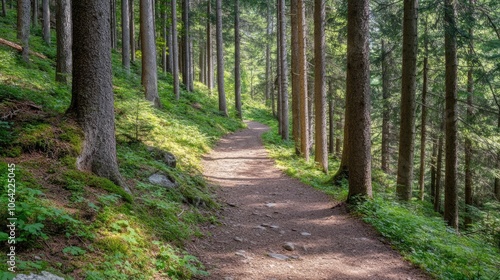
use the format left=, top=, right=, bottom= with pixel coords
left=346, top=0, right=372, bottom=201
left=336, top=113, right=342, bottom=157
left=381, top=40, right=391, bottom=173
left=182, top=0, right=191, bottom=91
left=444, top=0, right=459, bottom=230
left=199, top=39, right=204, bottom=83
left=18, top=0, right=30, bottom=62
left=419, top=19, right=428, bottom=201
left=328, top=80, right=335, bottom=155
left=129, top=0, right=135, bottom=62
left=464, top=5, right=473, bottom=227
left=167, top=16, right=173, bottom=73
left=234, top=0, right=242, bottom=119
left=1, top=0, right=6, bottom=17
left=278, top=0, right=288, bottom=140
left=430, top=132, right=437, bottom=201
left=434, top=121, right=444, bottom=213
left=42, top=0, right=50, bottom=45
left=495, top=116, right=500, bottom=200
left=314, top=0, right=327, bottom=173
left=171, top=0, right=180, bottom=99
left=140, top=0, right=161, bottom=107
left=110, top=0, right=117, bottom=49
left=122, top=0, right=131, bottom=72
left=32, top=0, right=38, bottom=27
left=161, top=2, right=167, bottom=73
left=291, top=0, right=300, bottom=153
left=55, top=0, right=71, bottom=84
left=276, top=0, right=281, bottom=133
left=206, top=0, right=213, bottom=91
left=70, top=0, right=128, bottom=192
left=216, top=0, right=227, bottom=116
left=298, top=0, right=308, bottom=160
left=265, top=0, right=271, bottom=103
left=396, top=0, right=418, bottom=201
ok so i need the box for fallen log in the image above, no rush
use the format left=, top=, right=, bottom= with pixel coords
left=0, top=37, right=47, bottom=59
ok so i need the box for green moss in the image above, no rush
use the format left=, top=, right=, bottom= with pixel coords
left=96, top=236, right=130, bottom=255
left=64, top=170, right=133, bottom=203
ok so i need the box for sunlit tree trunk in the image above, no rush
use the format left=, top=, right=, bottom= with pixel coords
left=291, top=0, right=300, bottom=153
left=182, top=0, right=191, bottom=91
left=129, top=0, right=135, bottom=62
left=172, top=0, right=180, bottom=99
left=396, top=0, right=418, bottom=201
left=328, top=80, right=335, bottom=155
left=314, top=0, right=327, bottom=173
left=444, top=0, right=459, bottom=230
left=206, top=0, right=213, bottom=91
left=18, top=0, right=30, bottom=62
left=70, top=0, right=129, bottom=192
left=278, top=0, right=288, bottom=140
left=381, top=39, right=391, bottom=173
left=140, top=0, right=161, bottom=107
left=216, top=0, right=227, bottom=116
left=419, top=18, right=429, bottom=201
left=234, top=0, right=242, bottom=119
left=265, top=0, right=272, bottom=103
left=346, top=0, right=372, bottom=201
left=298, top=0, right=308, bottom=160
left=122, top=0, right=131, bottom=72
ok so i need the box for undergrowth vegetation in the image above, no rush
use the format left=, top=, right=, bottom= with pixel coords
left=245, top=102, right=500, bottom=280
left=0, top=12, right=243, bottom=279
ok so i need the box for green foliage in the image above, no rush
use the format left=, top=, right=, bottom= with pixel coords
left=247, top=105, right=500, bottom=280
left=62, top=246, right=86, bottom=256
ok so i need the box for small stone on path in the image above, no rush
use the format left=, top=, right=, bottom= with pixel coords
left=267, top=252, right=290, bottom=261
left=300, top=232, right=311, bottom=236
left=283, top=242, right=295, bottom=251
left=265, top=203, right=276, bottom=208
left=234, top=237, right=243, bottom=242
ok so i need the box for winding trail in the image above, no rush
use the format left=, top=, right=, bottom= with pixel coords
left=189, top=121, right=429, bottom=280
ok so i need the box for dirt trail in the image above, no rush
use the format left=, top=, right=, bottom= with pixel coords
left=189, top=121, right=429, bottom=280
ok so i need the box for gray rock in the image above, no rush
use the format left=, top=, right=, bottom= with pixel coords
left=148, top=173, right=177, bottom=188
left=234, top=237, right=243, bottom=242
left=267, top=252, right=290, bottom=261
left=14, top=271, right=65, bottom=280
left=265, top=203, right=276, bottom=208
left=147, top=146, right=177, bottom=168
left=300, top=232, right=311, bottom=236
left=283, top=242, right=295, bottom=251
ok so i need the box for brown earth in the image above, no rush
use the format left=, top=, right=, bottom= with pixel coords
left=188, top=121, right=430, bottom=280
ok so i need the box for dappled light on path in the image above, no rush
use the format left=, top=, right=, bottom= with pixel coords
left=189, top=121, right=429, bottom=280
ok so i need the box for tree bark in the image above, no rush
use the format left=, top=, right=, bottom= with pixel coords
left=161, top=2, right=167, bottom=73
left=32, top=0, right=38, bottom=27
left=419, top=19, right=428, bottom=201
left=444, top=0, right=459, bottom=230
left=290, top=0, right=300, bottom=153
left=110, top=0, right=117, bottom=49
left=70, top=0, right=128, bottom=192
left=206, top=0, right=213, bottom=91
left=140, top=0, right=161, bottom=108
left=464, top=4, right=474, bottom=226
left=396, top=0, right=418, bottom=201
left=182, top=0, right=191, bottom=91
left=328, top=80, right=335, bottom=155
left=216, top=0, right=227, bottom=116
left=167, top=15, right=173, bottom=73
left=336, top=113, right=342, bottom=157
left=18, top=0, right=30, bottom=62
left=276, top=0, right=281, bottom=132
left=314, top=0, right=327, bottom=173
left=234, top=0, right=242, bottom=119
left=42, top=0, right=50, bottom=45
left=129, top=0, right=135, bottom=62
left=434, top=121, right=444, bottom=213
left=55, top=0, right=71, bottom=84
left=298, top=0, right=308, bottom=160
left=346, top=0, right=372, bottom=201
left=265, top=0, right=271, bottom=103
left=1, top=0, right=6, bottom=17
left=171, top=0, right=180, bottom=99
left=381, top=40, right=391, bottom=173
left=122, top=0, right=131, bottom=72
left=430, top=131, right=437, bottom=201
left=278, top=0, right=288, bottom=140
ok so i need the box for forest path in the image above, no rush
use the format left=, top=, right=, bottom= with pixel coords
left=189, top=121, right=429, bottom=280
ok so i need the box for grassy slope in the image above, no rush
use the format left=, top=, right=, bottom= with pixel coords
left=245, top=103, right=500, bottom=280
left=0, top=12, right=243, bottom=279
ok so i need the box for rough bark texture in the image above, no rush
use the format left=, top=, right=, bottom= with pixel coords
left=129, top=0, right=135, bottom=62
left=167, top=17, right=173, bottom=73
left=396, top=0, right=418, bottom=201
left=419, top=22, right=428, bottom=201
left=290, top=0, right=300, bottom=153
left=434, top=113, right=444, bottom=213
left=298, top=0, right=308, bottom=160
left=234, top=0, right=242, bottom=119
left=276, top=0, right=281, bottom=134
left=278, top=0, right=288, bottom=140
left=42, top=0, right=50, bottom=45
left=206, top=0, right=213, bottom=91
left=172, top=0, right=180, bottom=99
left=70, top=0, right=128, bottom=192
left=381, top=40, right=391, bottom=173
left=55, top=0, right=72, bottom=84
left=430, top=132, right=437, bottom=201
left=161, top=4, right=167, bottom=73
left=314, top=0, right=327, bottom=173
left=328, top=80, right=335, bottom=155
left=215, top=0, right=227, bottom=116
left=140, top=0, right=161, bottom=108
left=346, top=0, right=372, bottom=201
left=122, top=0, right=131, bottom=72
left=336, top=114, right=342, bottom=157
left=111, top=0, right=117, bottom=49
left=444, top=0, right=459, bottom=230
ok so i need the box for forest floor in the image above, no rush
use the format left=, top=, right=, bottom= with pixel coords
left=188, top=121, right=430, bottom=280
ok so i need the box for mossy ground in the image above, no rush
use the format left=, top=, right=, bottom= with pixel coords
left=0, top=10, right=243, bottom=279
